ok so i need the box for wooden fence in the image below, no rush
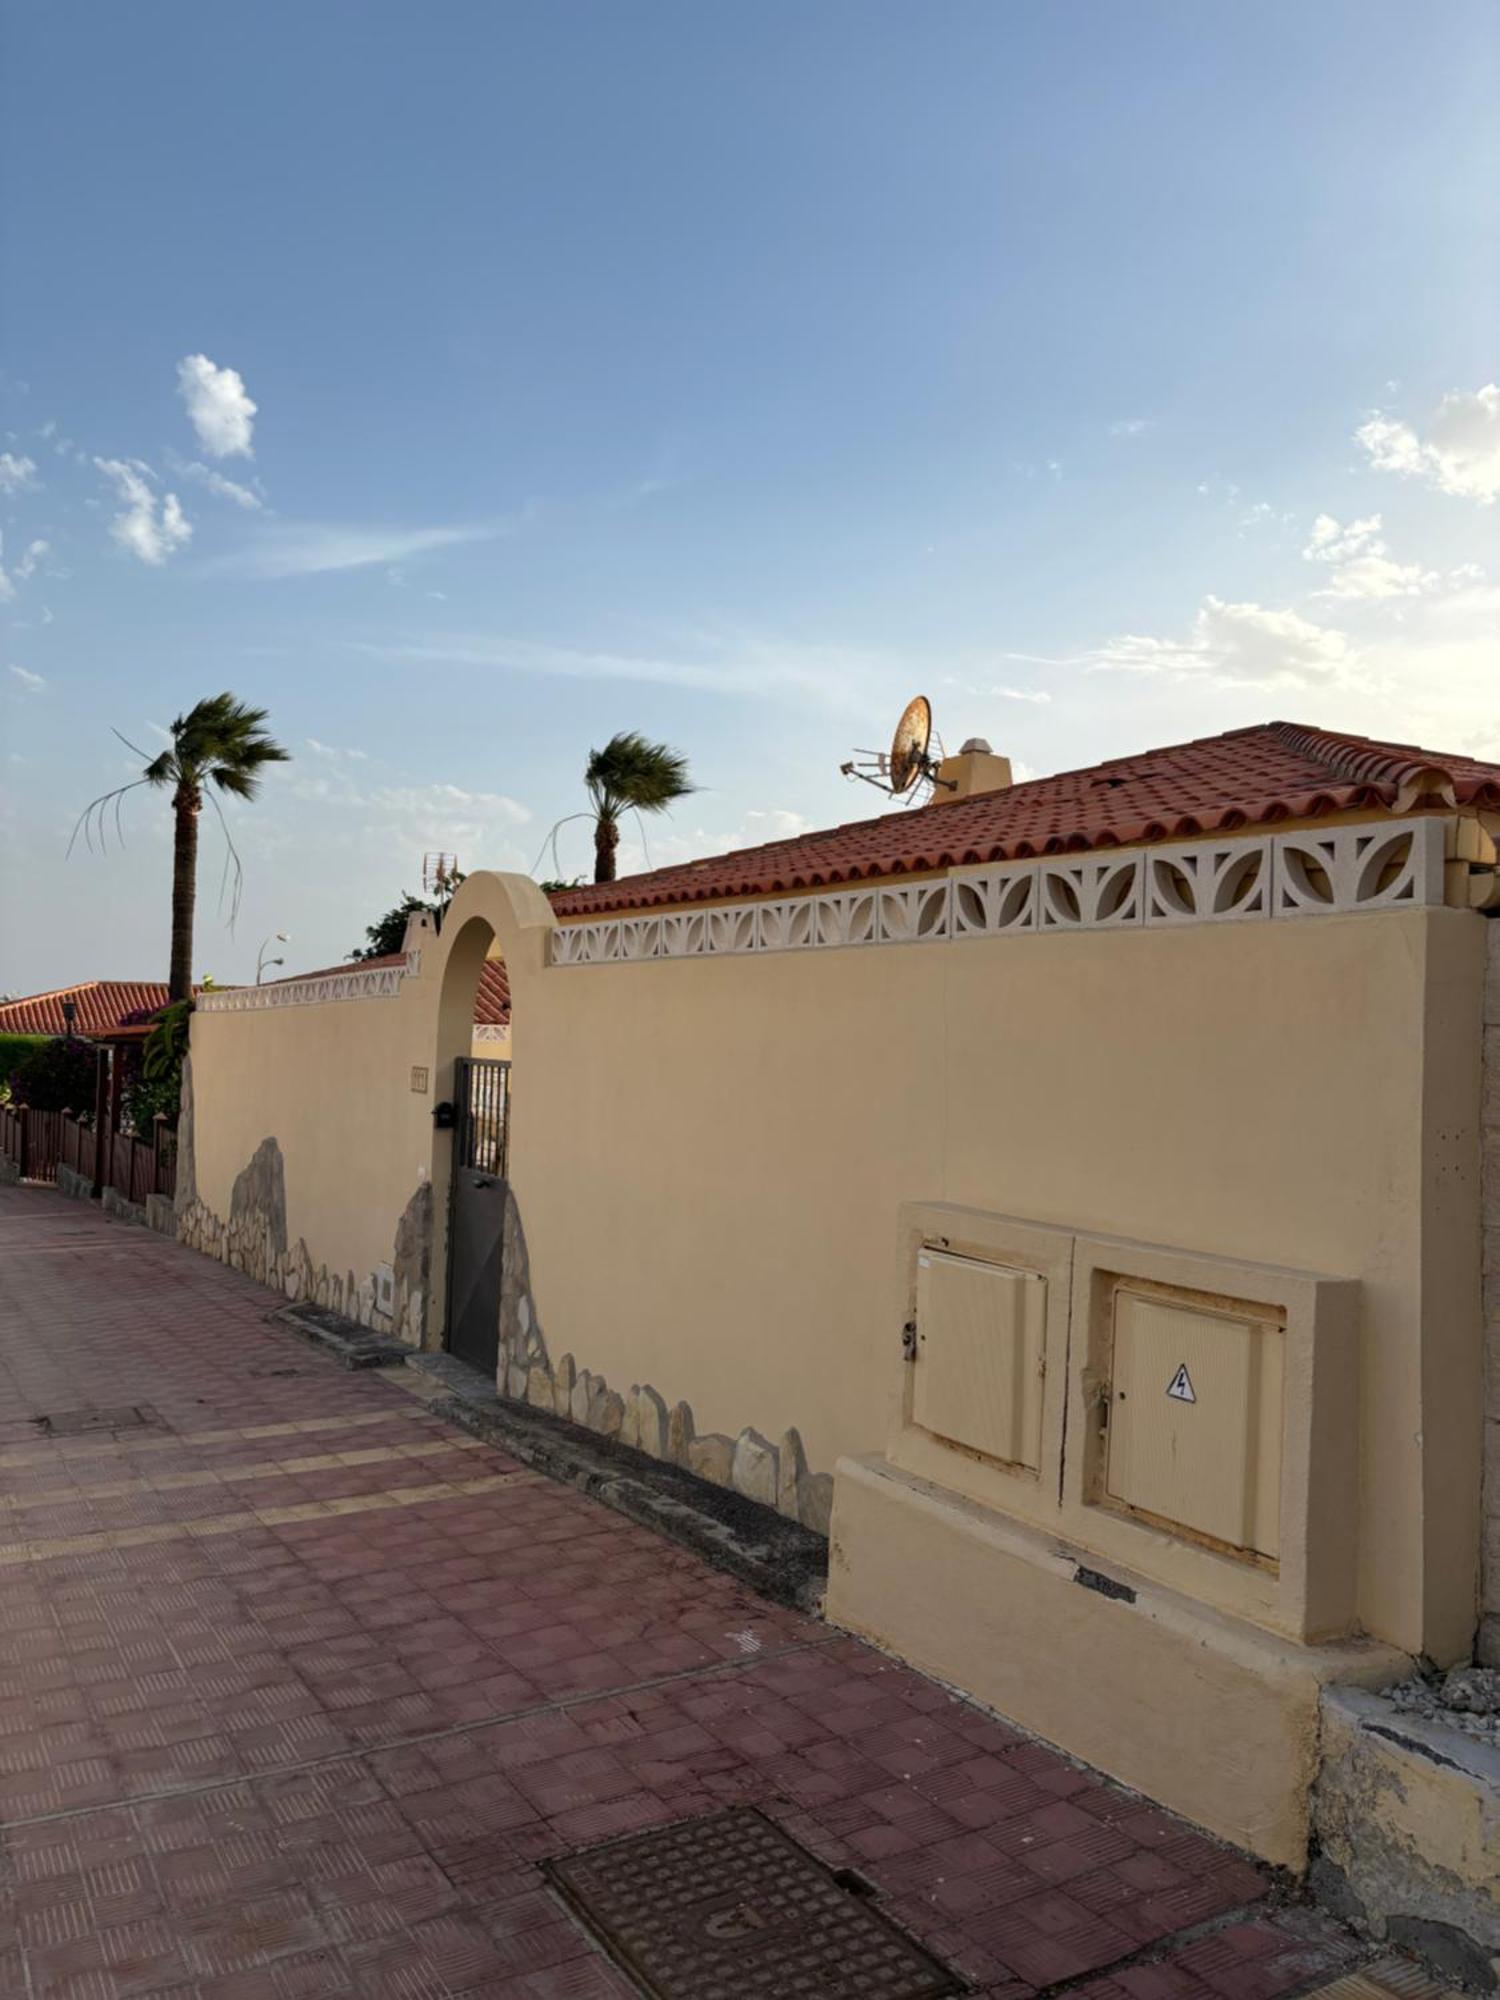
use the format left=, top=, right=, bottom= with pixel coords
left=2, top=1103, right=176, bottom=1204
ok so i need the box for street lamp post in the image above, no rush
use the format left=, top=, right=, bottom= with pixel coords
left=256, top=932, right=291, bottom=985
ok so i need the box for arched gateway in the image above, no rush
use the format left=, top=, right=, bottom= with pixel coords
left=428, top=872, right=554, bottom=1374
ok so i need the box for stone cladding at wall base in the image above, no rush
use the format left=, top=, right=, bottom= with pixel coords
left=1481, top=918, right=1500, bottom=1666
left=176, top=1138, right=432, bottom=1349
left=492, top=1217, right=833, bottom=1537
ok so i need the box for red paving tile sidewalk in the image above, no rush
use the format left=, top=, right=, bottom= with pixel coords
left=0, top=1184, right=1365, bottom=2000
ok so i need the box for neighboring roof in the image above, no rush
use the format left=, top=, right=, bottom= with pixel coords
left=475, top=959, right=510, bottom=1027
left=0, top=981, right=173, bottom=1038
left=256, top=953, right=512, bottom=1028
left=551, top=719, right=1500, bottom=917
left=3, top=956, right=513, bottom=1036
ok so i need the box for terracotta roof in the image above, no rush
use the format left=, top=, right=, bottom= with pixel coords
left=0, top=982, right=173, bottom=1038
left=261, top=953, right=406, bottom=984
left=258, top=953, right=511, bottom=1027
left=4, top=956, right=512, bottom=1036
left=551, top=719, right=1500, bottom=917
left=475, top=959, right=510, bottom=1027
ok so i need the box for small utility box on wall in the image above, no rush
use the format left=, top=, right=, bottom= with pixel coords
left=886, top=1204, right=1360, bottom=1643
left=1104, top=1286, right=1284, bottom=1562
left=913, top=1250, right=1047, bottom=1471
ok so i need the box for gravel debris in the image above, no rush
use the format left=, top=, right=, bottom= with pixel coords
left=1384, top=1664, right=1500, bottom=1747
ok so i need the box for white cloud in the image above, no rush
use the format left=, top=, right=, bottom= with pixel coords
left=0, top=451, right=37, bottom=494
left=208, top=520, right=504, bottom=579
left=176, top=354, right=257, bottom=459
left=1109, top=418, right=1153, bottom=438
left=1304, top=513, right=1383, bottom=561
left=306, top=737, right=368, bottom=761
left=941, top=674, right=1052, bottom=705
left=1318, top=554, right=1440, bottom=601
left=1092, top=595, right=1358, bottom=688
left=599, top=806, right=816, bottom=881
left=740, top=808, right=812, bottom=841
left=1302, top=512, right=1453, bottom=599
left=371, top=782, right=530, bottom=828
left=179, top=460, right=263, bottom=509
left=94, top=458, right=193, bottom=565
left=350, top=627, right=878, bottom=707
left=7, top=664, right=44, bottom=692
left=0, top=532, right=48, bottom=600
left=1356, top=384, right=1500, bottom=504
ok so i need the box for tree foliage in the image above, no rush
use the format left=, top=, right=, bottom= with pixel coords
left=350, top=872, right=467, bottom=961
left=6, top=1036, right=97, bottom=1113
left=583, top=732, right=695, bottom=883
left=73, top=693, right=290, bottom=1003
left=0, top=1034, right=47, bottom=1098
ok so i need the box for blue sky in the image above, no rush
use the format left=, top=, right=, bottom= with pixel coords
left=2, top=0, right=1496, bottom=991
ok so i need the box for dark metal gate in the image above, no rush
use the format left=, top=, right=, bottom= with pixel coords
left=445, top=1056, right=511, bottom=1376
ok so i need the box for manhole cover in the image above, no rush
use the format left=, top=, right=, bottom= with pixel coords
left=545, top=1807, right=960, bottom=2000
left=38, top=1405, right=163, bottom=1438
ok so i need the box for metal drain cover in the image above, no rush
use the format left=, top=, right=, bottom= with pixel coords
left=38, top=1405, right=163, bottom=1437
left=545, top=1807, right=959, bottom=2000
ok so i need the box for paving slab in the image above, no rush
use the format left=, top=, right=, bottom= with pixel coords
left=0, top=1184, right=1375, bottom=1999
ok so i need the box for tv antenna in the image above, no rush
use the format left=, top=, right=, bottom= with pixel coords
left=841, top=695, right=955, bottom=805
left=423, top=851, right=460, bottom=896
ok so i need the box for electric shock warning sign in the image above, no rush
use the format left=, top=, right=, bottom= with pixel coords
left=1165, top=1364, right=1197, bottom=1404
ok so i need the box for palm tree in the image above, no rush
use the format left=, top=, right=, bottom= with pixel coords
left=73, top=694, right=290, bottom=1002
left=584, top=731, right=695, bottom=883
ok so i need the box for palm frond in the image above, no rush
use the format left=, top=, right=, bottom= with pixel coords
left=203, top=785, right=246, bottom=931
left=584, top=732, right=695, bottom=821
left=531, top=812, right=595, bottom=880
left=66, top=779, right=152, bottom=858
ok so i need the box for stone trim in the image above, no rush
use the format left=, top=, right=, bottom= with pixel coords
left=197, top=951, right=420, bottom=1014
left=1480, top=918, right=1500, bottom=1666
left=176, top=1136, right=431, bottom=1348
left=494, top=1228, right=832, bottom=1537
left=502, top=1346, right=833, bottom=1538
left=550, top=816, right=1450, bottom=968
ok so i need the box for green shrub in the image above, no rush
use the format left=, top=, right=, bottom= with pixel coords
left=0, top=1034, right=47, bottom=1099
left=7, top=1036, right=98, bottom=1113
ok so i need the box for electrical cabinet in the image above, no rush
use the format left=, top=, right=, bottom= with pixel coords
left=1104, top=1286, right=1284, bottom=1559
left=913, top=1249, right=1047, bottom=1471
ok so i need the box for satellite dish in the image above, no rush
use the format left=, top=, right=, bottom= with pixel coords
left=840, top=694, right=954, bottom=804
left=888, top=696, right=932, bottom=796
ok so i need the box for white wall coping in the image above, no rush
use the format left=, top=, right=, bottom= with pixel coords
left=551, top=815, right=1452, bottom=968
left=197, top=951, right=421, bottom=1014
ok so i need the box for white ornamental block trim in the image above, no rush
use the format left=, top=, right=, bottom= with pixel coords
left=550, top=817, right=1449, bottom=969
left=197, top=951, right=421, bottom=1014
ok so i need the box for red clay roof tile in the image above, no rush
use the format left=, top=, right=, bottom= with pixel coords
left=255, top=952, right=510, bottom=1026
left=551, top=719, right=1500, bottom=917
left=0, top=982, right=174, bottom=1038
left=3, top=959, right=512, bottom=1033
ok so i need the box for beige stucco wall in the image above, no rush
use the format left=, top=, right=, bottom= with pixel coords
left=180, top=878, right=1487, bottom=1665
left=512, top=900, right=1483, bottom=1661
left=186, top=972, right=439, bottom=1325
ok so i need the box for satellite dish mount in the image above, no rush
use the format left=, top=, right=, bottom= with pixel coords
left=840, top=695, right=954, bottom=804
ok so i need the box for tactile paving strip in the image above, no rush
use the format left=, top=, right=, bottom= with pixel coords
left=546, top=1806, right=960, bottom=2000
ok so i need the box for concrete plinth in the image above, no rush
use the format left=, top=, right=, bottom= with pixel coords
left=826, top=1454, right=1407, bottom=1869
